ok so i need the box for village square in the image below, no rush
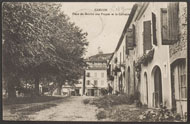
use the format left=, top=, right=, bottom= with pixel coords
left=2, top=2, right=187, bottom=122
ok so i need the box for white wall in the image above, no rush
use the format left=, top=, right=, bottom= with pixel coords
left=85, top=70, right=108, bottom=88
left=137, top=3, right=172, bottom=108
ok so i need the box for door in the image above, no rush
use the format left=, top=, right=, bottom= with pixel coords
left=144, top=72, right=148, bottom=105
left=91, top=89, right=94, bottom=96
left=128, top=67, right=131, bottom=95
left=171, top=68, right=176, bottom=111
left=154, top=67, right=163, bottom=108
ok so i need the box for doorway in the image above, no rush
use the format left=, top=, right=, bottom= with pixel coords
left=153, top=66, right=163, bottom=108
left=144, top=72, right=148, bottom=105
left=127, top=67, right=131, bottom=95
left=91, top=89, right=94, bottom=96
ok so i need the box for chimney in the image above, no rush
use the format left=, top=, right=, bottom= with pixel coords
left=98, top=46, right=103, bottom=54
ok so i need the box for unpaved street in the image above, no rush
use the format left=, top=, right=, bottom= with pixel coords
left=28, top=96, right=98, bottom=121
left=3, top=96, right=99, bottom=121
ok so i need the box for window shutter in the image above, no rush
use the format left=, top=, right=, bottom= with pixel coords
left=126, top=28, right=134, bottom=50
left=167, top=2, right=179, bottom=42
left=152, top=12, right=157, bottom=45
left=132, top=25, right=136, bottom=46
left=125, top=35, right=129, bottom=55
left=161, top=8, right=169, bottom=44
left=143, top=21, right=152, bottom=53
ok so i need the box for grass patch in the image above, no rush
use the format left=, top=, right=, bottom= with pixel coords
left=3, top=96, right=64, bottom=105
left=10, top=103, right=57, bottom=115
left=8, top=103, right=57, bottom=120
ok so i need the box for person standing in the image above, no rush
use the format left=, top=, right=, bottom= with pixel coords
left=108, top=83, right=113, bottom=95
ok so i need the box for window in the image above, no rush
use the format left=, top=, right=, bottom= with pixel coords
left=152, top=12, right=157, bottom=45
left=101, top=80, right=104, bottom=86
left=161, top=3, right=179, bottom=45
left=94, top=80, right=98, bottom=86
left=126, top=28, right=134, bottom=50
left=132, top=24, right=136, bottom=46
left=94, top=72, right=97, bottom=77
left=179, top=61, right=187, bottom=99
left=123, top=46, right=125, bottom=62
left=167, top=2, right=179, bottom=42
left=161, top=8, right=168, bottom=44
left=120, top=52, right=121, bottom=64
left=125, top=35, right=129, bottom=55
left=86, top=72, right=90, bottom=77
left=101, top=72, right=104, bottom=78
left=87, top=80, right=90, bottom=85
left=143, top=21, right=152, bottom=53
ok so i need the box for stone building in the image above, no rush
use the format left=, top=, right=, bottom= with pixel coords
left=169, top=2, right=187, bottom=116
left=108, top=2, right=187, bottom=117
left=84, top=53, right=112, bottom=96
left=107, top=4, right=138, bottom=95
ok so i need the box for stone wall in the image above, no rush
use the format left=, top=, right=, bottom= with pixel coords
left=169, top=3, right=187, bottom=63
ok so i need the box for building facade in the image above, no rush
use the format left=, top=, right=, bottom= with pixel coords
left=84, top=53, right=112, bottom=96
left=169, top=2, right=187, bottom=115
left=108, top=2, right=187, bottom=116
left=61, top=78, right=83, bottom=96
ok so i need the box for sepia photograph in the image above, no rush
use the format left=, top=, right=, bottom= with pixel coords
left=2, top=1, right=188, bottom=122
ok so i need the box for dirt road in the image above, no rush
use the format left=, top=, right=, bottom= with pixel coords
left=28, top=96, right=98, bottom=121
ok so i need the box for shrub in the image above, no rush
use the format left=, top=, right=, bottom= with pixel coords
left=89, top=94, right=134, bottom=109
left=96, top=110, right=107, bottom=120
left=138, top=104, right=183, bottom=122
left=83, top=99, right=90, bottom=105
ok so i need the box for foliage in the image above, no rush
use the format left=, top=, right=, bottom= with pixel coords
left=96, top=110, right=107, bottom=120
left=134, top=49, right=154, bottom=80
left=138, top=104, right=184, bottom=122
left=108, top=105, right=146, bottom=122
left=83, top=99, right=90, bottom=105
left=135, top=48, right=154, bottom=68
left=2, top=2, right=88, bottom=97
left=89, top=94, right=134, bottom=109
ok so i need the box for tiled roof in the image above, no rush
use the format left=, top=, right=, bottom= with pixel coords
left=86, top=53, right=112, bottom=62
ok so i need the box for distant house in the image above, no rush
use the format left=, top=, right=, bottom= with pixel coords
left=61, top=78, right=83, bottom=96
left=84, top=53, right=112, bottom=96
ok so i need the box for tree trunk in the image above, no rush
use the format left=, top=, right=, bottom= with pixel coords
left=57, top=83, right=62, bottom=95
left=7, top=78, right=16, bottom=99
left=34, top=77, right=40, bottom=96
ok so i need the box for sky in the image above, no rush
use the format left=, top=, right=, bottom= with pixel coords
left=61, top=2, right=135, bottom=57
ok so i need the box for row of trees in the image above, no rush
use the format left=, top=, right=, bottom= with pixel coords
left=2, top=2, right=88, bottom=98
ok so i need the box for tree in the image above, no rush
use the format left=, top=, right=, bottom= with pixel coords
left=3, top=2, right=88, bottom=98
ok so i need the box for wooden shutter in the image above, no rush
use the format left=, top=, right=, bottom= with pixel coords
left=161, top=8, right=169, bottom=44
left=132, top=25, right=136, bottom=46
left=152, top=12, right=157, bottom=45
left=126, top=28, right=134, bottom=50
left=125, top=35, right=129, bottom=55
left=167, top=2, right=179, bottom=42
left=143, top=21, right=152, bottom=53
